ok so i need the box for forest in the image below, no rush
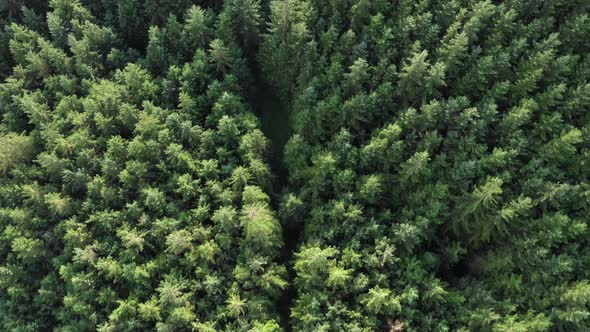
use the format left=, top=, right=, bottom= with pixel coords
left=0, top=0, right=589, bottom=331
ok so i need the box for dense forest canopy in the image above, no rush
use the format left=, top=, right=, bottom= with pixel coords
left=1, top=0, right=589, bottom=331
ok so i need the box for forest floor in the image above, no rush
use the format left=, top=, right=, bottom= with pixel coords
left=249, top=69, right=298, bottom=331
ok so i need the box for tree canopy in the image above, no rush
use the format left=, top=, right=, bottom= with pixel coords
left=1, top=0, right=589, bottom=331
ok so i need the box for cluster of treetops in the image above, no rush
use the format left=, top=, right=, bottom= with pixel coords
left=0, top=0, right=589, bottom=331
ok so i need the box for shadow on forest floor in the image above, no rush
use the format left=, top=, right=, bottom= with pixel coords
left=248, top=69, right=300, bottom=331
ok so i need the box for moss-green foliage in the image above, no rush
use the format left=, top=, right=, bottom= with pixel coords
left=1, top=0, right=590, bottom=331
left=0, top=1, right=284, bottom=330
left=263, top=0, right=590, bottom=331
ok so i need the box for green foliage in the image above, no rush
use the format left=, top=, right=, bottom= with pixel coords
left=260, top=0, right=590, bottom=330
left=1, top=0, right=590, bottom=331
left=0, top=3, right=284, bottom=330
left=0, top=133, right=35, bottom=175
left=258, top=0, right=310, bottom=101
